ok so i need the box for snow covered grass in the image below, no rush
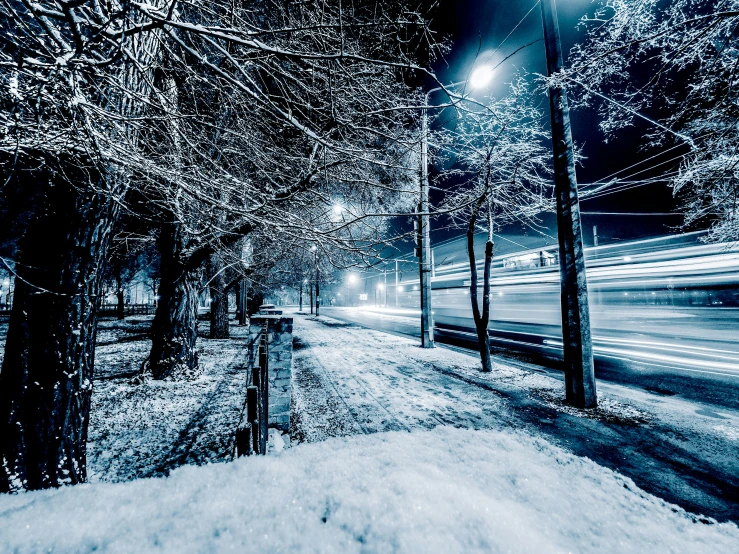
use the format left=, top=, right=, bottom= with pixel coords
left=88, top=317, right=250, bottom=482
left=1, top=426, right=737, bottom=553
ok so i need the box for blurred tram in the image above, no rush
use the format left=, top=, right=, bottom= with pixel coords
left=395, top=231, right=739, bottom=351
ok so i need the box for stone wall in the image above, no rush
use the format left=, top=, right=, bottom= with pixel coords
left=249, top=315, right=293, bottom=432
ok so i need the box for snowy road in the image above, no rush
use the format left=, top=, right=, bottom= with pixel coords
left=290, top=310, right=739, bottom=523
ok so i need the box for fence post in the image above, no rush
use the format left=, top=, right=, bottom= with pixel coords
left=247, top=385, right=259, bottom=454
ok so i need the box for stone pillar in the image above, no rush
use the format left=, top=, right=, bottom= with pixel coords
left=249, top=315, right=293, bottom=432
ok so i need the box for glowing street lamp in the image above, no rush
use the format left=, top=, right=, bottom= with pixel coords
left=470, top=65, right=494, bottom=89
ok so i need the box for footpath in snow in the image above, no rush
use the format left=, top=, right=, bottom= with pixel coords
left=1, top=309, right=738, bottom=553
left=292, top=310, right=739, bottom=522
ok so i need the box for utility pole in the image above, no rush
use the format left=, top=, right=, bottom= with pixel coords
left=419, top=106, right=435, bottom=348
left=310, top=279, right=314, bottom=314
left=299, top=280, right=303, bottom=312
left=395, top=260, right=399, bottom=307
left=541, top=0, right=597, bottom=408
left=384, top=268, right=388, bottom=306
left=315, top=251, right=320, bottom=317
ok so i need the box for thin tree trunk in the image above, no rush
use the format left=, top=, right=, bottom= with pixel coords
left=466, top=198, right=494, bottom=373
left=149, top=222, right=199, bottom=380
left=207, top=253, right=230, bottom=339
left=235, top=281, right=242, bottom=325
left=0, top=174, right=118, bottom=492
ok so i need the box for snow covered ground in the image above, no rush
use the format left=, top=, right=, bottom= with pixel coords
left=1, top=310, right=739, bottom=552
left=290, top=311, right=739, bottom=522
left=87, top=316, right=250, bottom=481
left=1, top=427, right=737, bottom=553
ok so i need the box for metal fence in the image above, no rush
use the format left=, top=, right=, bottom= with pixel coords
left=235, top=328, right=269, bottom=456
left=98, top=303, right=156, bottom=317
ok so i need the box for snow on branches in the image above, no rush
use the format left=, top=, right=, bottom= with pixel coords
left=569, top=0, right=739, bottom=242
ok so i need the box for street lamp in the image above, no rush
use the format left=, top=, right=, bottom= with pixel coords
left=470, top=65, right=494, bottom=89
left=419, top=66, right=494, bottom=348
left=311, top=245, right=320, bottom=316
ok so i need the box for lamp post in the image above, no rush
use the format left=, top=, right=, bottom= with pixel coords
left=312, top=245, right=320, bottom=317
left=419, top=67, right=493, bottom=348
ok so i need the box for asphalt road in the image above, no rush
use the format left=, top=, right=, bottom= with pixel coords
left=320, top=306, right=739, bottom=411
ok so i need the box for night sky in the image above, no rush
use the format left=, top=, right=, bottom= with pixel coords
left=423, top=0, right=685, bottom=248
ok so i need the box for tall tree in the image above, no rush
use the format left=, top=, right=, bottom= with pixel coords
left=569, top=0, right=739, bottom=242
left=442, top=82, right=550, bottom=373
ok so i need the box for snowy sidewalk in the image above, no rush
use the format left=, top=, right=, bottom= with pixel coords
left=2, top=312, right=739, bottom=553
left=290, top=311, right=739, bottom=522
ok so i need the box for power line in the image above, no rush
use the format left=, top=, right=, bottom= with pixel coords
left=580, top=211, right=682, bottom=216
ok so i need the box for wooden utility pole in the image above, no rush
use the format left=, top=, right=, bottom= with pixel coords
left=540, top=0, right=597, bottom=408
left=315, top=251, right=320, bottom=317
left=419, top=107, right=435, bottom=347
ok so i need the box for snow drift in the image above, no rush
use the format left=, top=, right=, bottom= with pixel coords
left=1, top=427, right=736, bottom=553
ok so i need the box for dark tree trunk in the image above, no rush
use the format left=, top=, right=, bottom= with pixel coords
left=238, top=279, right=248, bottom=325
left=247, top=290, right=264, bottom=316
left=149, top=222, right=199, bottom=380
left=235, top=281, right=243, bottom=325
left=207, top=253, right=230, bottom=339
left=0, top=174, right=118, bottom=492
left=116, top=289, right=125, bottom=320
left=466, top=199, right=494, bottom=373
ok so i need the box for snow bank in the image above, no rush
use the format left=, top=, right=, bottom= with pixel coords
left=1, top=427, right=737, bottom=553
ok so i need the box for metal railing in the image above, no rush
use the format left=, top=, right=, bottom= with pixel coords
left=98, top=303, right=156, bottom=317
left=235, top=328, right=269, bottom=456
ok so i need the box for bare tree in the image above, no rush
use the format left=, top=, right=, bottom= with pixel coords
left=441, top=81, right=551, bottom=372
left=568, top=0, right=739, bottom=242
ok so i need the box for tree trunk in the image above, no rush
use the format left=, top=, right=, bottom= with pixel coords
left=235, top=281, right=243, bottom=324
left=238, top=279, right=248, bottom=325
left=467, top=226, right=494, bottom=373
left=0, top=174, right=118, bottom=492
left=207, top=252, right=230, bottom=339
left=149, top=222, right=199, bottom=380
